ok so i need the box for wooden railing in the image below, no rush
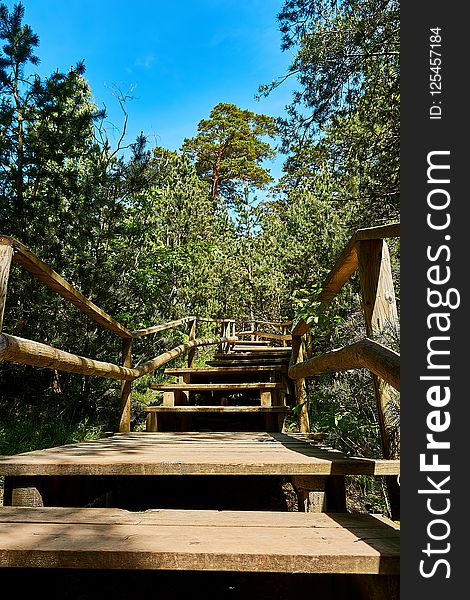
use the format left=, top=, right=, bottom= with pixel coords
left=0, top=236, right=236, bottom=433
left=236, top=319, right=293, bottom=347
left=0, top=226, right=400, bottom=452
left=288, top=223, right=400, bottom=456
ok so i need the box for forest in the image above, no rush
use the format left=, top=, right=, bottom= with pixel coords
left=0, top=0, right=399, bottom=510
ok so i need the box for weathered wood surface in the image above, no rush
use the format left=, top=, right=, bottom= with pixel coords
left=291, top=335, right=309, bottom=433
left=0, top=333, right=137, bottom=380
left=0, top=507, right=399, bottom=574
left=187, top=317, right=197, bottom=368
left=237, top=332, right=292, bottom=342
left=164, top=366, right=285, bottom=374
left=228, top=339, right=271, bottom=345
left=0, top=236, right=132, bottom=339
left=358, top=239, right=399, bottom=454
left=143, top=406, right=290, bottom=413
left=119, top=338, right=133, bottom=433
left=292, top=223, right=399, bottom=336
left=135, top=337, right=236, bottom=378
left=288, top=338, right=399, bottom=391
left=0, top=432, right=400, bottom=477
left=0, top=334, right=235, bottom=381
left=149, top=383, right=285, bottom=391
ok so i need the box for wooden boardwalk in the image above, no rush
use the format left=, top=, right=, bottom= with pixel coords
left=0, top=431, right=400, bottom=580
left=0, top=229, right=401, bottom=597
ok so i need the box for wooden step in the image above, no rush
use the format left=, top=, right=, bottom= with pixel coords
left=0, top=507, right=400, bottom=574
left=231, top=346, right=292, bottom=353
left=216, top=354, right=290, bottom=361
left=143, top=406, right=290, bottom=413
left=224, top=349, right=291, bottom=356
left=164, top=366, right=286, bottom=375
left=0, top=432, right=401, bottom=479
left=149, top=383, right=285, bottom=391
left=229, top=340, right=273, bottom=346
left=208, top=359, right=290, bottom=367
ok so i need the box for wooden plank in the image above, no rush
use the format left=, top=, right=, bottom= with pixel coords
left=225, top=349, right=291, bottom=355
left=0, top=433, right=400, bottom=477
left=143, top=406, right=290, bottom=413
left=243, top=320, right=293, bottom=327
left=237, top=332, right=292, bottom=342
left=0, top=236, right=132, bottom=339
left=0, top=508, right=399, bottom=574
left=149, top=383, right=285, bottom=391
left=164, top=367, right=282, bottom=374
left=358, top=238, right=400, bottom=520
left=208, top=359, right=289, bottom=366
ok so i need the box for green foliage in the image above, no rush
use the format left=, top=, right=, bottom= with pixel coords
left=181, top=102, right=278, bottom=201
left=260, top=0, right=399, bottom=230
left=0, top=414, right=103, bottom=455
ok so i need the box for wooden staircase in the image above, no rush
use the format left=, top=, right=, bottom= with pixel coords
left=0, top=229, right=401, bottom=598
left=144, top=343, right=293, bottom=433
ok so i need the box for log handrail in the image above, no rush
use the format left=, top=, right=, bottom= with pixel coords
left=0, top=333, right=236, bottom=381
left=288, top=222, right=400, bottom=519
left=0, top=236, right=133, bottom=339
left=288, top=338, right=400, bottom=392
left=292, top=223, right=400, bottom=336
left=0, top=235, right=242, bottom=432
left=288, top=224, right=400, bottom=441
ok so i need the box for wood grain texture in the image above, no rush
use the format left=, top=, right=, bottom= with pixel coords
left=0, top=432, right=400, bottom=477
left=149, top=383, right=285, bottom=391
left=0, top=334, right=235, bottom=381
left=0, top=507, right=399, bottom=574
left=131, top=317, right=196, bottom=338
left=288, top=338, right=399, bottom=391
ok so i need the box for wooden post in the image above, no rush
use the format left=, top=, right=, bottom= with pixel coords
left=358, top=238, right=400, bottom=519
left=119, top=338, right=133, bottom=433
left=291, top=476, right=327, bottom=512
left=291, top=334, right=309, bottom=433
left=4, top=476, right=44, bottom=507
left=281, top=325, right=288, bottom=347
left=0, top=244, right=13, bottom=332
left=357, top=239, right=398, bottom=457
left=187, top=318, right=197, bottom=367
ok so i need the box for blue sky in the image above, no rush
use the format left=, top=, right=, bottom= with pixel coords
left=19, top=0, right=296, bottom=182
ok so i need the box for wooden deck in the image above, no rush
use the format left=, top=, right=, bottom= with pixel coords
left=0, top=507, right=399, bottom=574
left=0, top=432, right=400, bottom=477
